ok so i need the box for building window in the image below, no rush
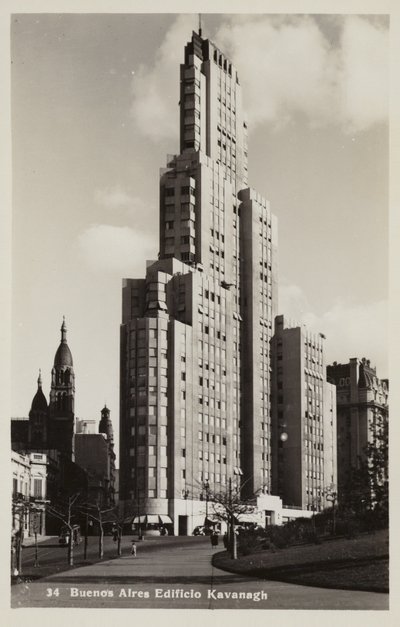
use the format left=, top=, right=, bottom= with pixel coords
left=33, top=479, right=42, bottom=498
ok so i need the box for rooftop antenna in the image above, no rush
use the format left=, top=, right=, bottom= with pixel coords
left=198, top=13, right=202, bottom=37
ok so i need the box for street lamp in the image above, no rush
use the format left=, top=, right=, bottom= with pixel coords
left=228, top=468, right=243, bottom=560
left=203, top=480, right=210, bottom=520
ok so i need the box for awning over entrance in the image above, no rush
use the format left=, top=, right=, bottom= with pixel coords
left=235, top=513, right=262, bottom=523
left=133, top=514, right=172, bottom=524
left=205, top=517, right=220, bottom=525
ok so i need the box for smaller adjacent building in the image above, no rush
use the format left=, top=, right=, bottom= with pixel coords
left=271, top=315, right=337, bottom=511
left=76, top=419, right=97, bottom=434
left=327, top=357, right=389, bottom=499
left=12, top=451, right=51, bottom=537
left=74, top=406, right=116, bottom=507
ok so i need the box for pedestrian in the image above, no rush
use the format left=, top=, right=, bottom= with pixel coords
left=211, top=530, right=219, bottom=548
left=131, top=540, right=137, bottom=557
left=223, top=533, right=228, bottom=549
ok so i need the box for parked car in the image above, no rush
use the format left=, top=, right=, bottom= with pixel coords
left=193, top=525, right=213, bottom=536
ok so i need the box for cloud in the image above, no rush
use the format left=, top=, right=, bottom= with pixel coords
left=95, top=186, right=135, bottom=210
left=130, top=15, right=388, bottom=141
left=77, top=224, right=157, bottom=274
left=279, top=283, right=388, bottom=376
left=94, top=186, right=153, bottom=221
left=217, top=15, right=388, bottom=134
left=338, top=17, right=389, bottom=133
left=130, top=14, right=196, bottom=142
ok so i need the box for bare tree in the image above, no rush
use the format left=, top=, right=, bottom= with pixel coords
left=46, top=493, right=81, bottom=566
left=110, top=501, right=136, bottom=556
left=79, top=501, right=115, bottom=559
left=206, top=477, right=255, bottom=560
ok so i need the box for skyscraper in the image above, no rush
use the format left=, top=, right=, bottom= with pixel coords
left=119, top=30, right=278, bottom=534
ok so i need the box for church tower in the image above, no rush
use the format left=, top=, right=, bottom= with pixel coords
left=28, top=369, right=49, bottom=447
left=99, top=405, right=114, bottom=445
left=99, top=404, right=116, bottom=505
left=49, top=318, right=75, bottom=458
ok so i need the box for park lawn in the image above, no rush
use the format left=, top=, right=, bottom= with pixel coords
left=213, top=529, right=389, bottom=593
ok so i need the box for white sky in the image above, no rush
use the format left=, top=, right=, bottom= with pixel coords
left=10, top=12, right=390, bottom=463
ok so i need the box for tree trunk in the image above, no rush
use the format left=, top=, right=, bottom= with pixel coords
left=99, top=526, right=104, bottom=559
left=68, top=529, right=74, bottom=566
left=117, top=528, right=122, bottom=556
left=229, top=515, right=237, bottom=560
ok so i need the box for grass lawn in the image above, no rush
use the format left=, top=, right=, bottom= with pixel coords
left=213, top=529, right=389, bottom=593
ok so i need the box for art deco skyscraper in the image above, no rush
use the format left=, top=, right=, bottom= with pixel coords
left=120, top=30, right=278, bottom=534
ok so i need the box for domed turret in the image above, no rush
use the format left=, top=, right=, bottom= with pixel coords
left=54, top=317, right=73, bottom=367
left=99, top=404, right=114, bottom=443
left=30, top=369, right=48, bottom=412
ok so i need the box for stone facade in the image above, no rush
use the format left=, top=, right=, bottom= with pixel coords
left=119, top=31, right=278, bottom=534
left=327, top=357, right=388, bottom=498
left=271, top=315, right=337, bottom=511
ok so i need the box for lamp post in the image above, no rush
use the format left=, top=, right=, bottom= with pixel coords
left=203, top=480, right=210, bottom=520
left=229, top=468, right=243, bottom=560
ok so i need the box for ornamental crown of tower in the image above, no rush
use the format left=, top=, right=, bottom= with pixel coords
left=54, top=316, right=74, bottom=368
left=30, top=369, right=48, bottom=413
left=99, top=404, right=114, bottom=443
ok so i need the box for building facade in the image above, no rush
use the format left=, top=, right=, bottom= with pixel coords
left=74, top=406, right=117, bottom=507
left=271, top=315, right=337, bottom=511
left=11, top=318, right=75, bottom=460
left=12, top=450, right=56, bottom=538
left=119, top=30, right=278, bottom=534
left=326, top=357, right=388, bottom=499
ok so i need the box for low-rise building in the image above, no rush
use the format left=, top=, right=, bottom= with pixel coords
left=327, top=357, right=388, bottom=500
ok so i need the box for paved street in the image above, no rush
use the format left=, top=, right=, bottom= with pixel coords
left=12, top=536, right=388, bottom=610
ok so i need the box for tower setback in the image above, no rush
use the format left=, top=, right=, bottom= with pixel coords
left=119, top=30, right=278, bottom=533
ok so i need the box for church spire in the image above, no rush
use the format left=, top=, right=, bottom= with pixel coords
left=37, top=368, right=42, bottom=388
left=61, top=316, right=67, bottom=343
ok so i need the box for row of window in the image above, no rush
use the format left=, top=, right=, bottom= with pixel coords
left=165, top=185, right=196, bottom=198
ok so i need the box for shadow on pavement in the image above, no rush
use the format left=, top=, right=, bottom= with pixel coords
left=214, top=553, right=389, bottom=594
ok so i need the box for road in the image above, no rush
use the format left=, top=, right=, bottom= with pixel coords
left=17, top=534, right=197, bottom=577
left=11, top=535, right=388, bottom=610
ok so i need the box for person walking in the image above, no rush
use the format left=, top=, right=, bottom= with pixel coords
left=223, top=532, right=228, bottom=549
left=131, top=540, right=137, bottom=557
left=211, top=530, right=219, bottom=548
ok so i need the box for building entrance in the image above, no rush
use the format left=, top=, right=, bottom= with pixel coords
left=178, top=515, right=188, bottom=536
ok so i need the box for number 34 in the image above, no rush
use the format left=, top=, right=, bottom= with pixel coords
left=46, top=588, right=60, bottom=597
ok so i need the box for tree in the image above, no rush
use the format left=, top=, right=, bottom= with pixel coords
left=205, top=477, right=255, bottom=560
left=339, top=461, right=373, bottom=517
left=47, top=493, right=82, bottom=566
left=109, top=501, right=137, bottom=556
left=366, top=410, right=388, bottom=521
left=79, top=501, right=115, bottom=559
left=323, top=484, right=338, bottom=535
left=339, top=411, right=388, bottom=529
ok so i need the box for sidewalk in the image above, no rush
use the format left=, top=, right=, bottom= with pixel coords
left=22, top=535, right=57, bottom=547
left=12, top=539, right=389, bottom=610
